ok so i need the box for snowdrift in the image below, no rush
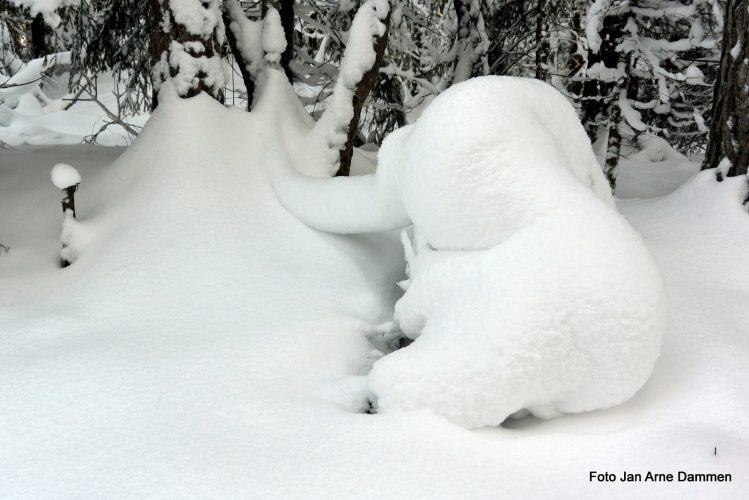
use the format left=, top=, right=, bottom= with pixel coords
left=276, top=76, right=666, bottom=427
left=0, top=72, right=747, bottom=497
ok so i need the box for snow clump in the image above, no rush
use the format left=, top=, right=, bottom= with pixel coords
left=50, top=163, right=81, bottom=190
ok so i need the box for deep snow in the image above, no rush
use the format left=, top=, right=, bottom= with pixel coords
left=0, top=74, right=748, bottom=497
left=276, top=76, right=667, bottom=427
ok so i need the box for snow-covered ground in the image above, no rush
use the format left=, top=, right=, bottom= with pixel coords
left=1, top=76, right=747, bottom=498
left=1, top=71, right=146, bottom=147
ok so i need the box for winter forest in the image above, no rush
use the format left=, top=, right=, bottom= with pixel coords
left=1, top=0, right=748, bottom=497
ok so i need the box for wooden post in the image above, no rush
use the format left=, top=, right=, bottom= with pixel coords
left=62, top=184, right=78, bottom=218
left=60, top=183, right=79, bottom=268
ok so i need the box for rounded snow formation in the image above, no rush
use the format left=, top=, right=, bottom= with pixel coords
left=276, top=76, right=666, bottom=428
left=50, top=163, right=81, bottom=190
left=377, top=76, right=616, bottom=250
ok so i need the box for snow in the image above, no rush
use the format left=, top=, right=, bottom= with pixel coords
left=731, top=41, right=742, bottom=60
left=262, top=8, right=287, bottom=65
left=225, top=0, right=265, bottom=82
left=169, top=0, right=221, bottom=37
left=615, top=136, right=701, bottom=199
left=0, top=71, right=147, bottom=147
left=0, top=53, right=70, bottom=102
left=279, top=76, right=614, bottom=247
left=1, top=71, right=748, bottom=496
left=585, top=0, right=611, bottom=54
left=8, top=0, right=79, bottom=27
left=309, top=0, right=390, bottom=173
left=275, top=76, right=665, bottom=427
left=684, top=64, right=706, bottom=85
left=50, top=162, right=81, bottom=189
left=619, top=92, right=649, bottom=132
left=718, top=157, right=733, bottom=178
left=167, top=40, right=226, bottom=96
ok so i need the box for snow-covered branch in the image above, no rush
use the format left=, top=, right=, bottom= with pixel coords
left=311, top=0, right=391, bottom=176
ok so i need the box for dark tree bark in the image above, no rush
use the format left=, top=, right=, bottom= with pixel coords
left=580, top=12, right=628, bottom=142
left=452, top=0, right=486, bottom=82
left=59, top=184, right=78, bottom=268
left=266, top=0, right=295, bottom=83
left=61, top=185, right=78, bottom=218
left=278, top=0, right=295, bottom=83
left=604, top=90, right=623, bottom=188
left=30, top=14, right=48, bottom=58
left=534, top=0, right=547, bottom=80
left=222, top=6, right=255, bottom=110
left=704, top=0, right=748, bottom=179
left=149, top=0, right=225, bottom=110
left=335, top=10, right=391, bottom=177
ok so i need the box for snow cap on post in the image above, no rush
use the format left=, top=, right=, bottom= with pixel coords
left=50, top=163, right=81, bottom=190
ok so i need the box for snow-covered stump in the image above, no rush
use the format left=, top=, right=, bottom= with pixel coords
left=50, top=163, right=81, bottom=267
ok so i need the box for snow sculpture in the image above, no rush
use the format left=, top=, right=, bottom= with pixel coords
left=275, top=76, right=665, bottom=428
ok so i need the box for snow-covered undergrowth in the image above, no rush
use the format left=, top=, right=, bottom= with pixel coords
left=1, top=72, right=747, bottom=497
left=0, top=71, right=145, bottom=147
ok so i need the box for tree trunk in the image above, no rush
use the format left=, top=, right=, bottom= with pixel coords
left=61, top=185, right=77, bottom=218
left=222, top=5, right=255, bottom=110
left=336, top=10, right=391, bottom=177
left=149, top=0, right=225, bottom=109
left=278, top=0, right=295, bottom=83
left=535, top=0, right=547, bottom=80
left=452, top=0, right=487, bottom=83
left=604, top=91, right=623, bottom=189
left=580, top=11, right=627, bottom=141
left=30, top=14, right=48, bottom=58
left=704, top=0, right=748, bottom=178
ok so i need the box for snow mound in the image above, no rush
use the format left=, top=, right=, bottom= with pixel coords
left=1, top=71, right=748, bottom=497
left=275, top=76, right=665, bottom=428
left=50, top=162, right=81, bottom=189
left=377, top=76, right=615, bottom=250
left=616, top=136, right=701, bottom=199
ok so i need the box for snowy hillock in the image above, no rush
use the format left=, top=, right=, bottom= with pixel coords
left=0, top=70, right=747, bottom=497
left=616, top=136, right=702, bottom=199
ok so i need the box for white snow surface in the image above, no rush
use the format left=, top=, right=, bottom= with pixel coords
left=275, top=76, right=665, bottom=427
left=167, top=40, right=226, bottom=97
left=1, top=72, right=748, bottom=497
left=615, top=136, right=701, bottom=199
left=169, top=0, right=221, bottom=37
left=0, top=72, right=147, bottom=147
left=262, top=8, right=287, bottom=65
left=50, top=162, right=81, bottom=189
